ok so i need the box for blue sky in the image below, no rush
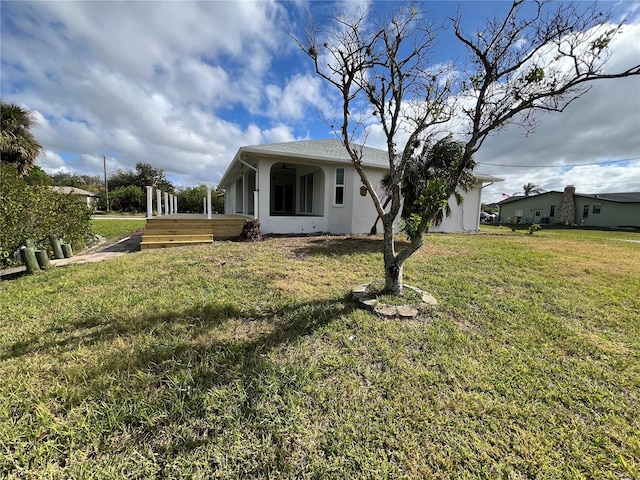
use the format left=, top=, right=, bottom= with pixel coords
left=1, top=0, right=639, bottom=203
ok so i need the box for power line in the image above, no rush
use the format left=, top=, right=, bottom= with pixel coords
left=478, top=156, right=640, bottom=168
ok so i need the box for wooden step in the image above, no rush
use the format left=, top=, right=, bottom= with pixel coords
left=146, top=223, right=214, bottom=229
left=140, top=239, right=214, bottom=250
left=144, top=217, right=246, bottom=240
left=143, top=228, right=214, bottom=235
left=141, top=234, right=213, bottom=242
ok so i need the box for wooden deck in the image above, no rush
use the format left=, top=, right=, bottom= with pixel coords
left=141, top=214, right=249, bottom=250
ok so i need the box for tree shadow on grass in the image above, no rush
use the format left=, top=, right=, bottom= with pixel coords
left=111, top=297, right=355, bottom=474
left=1, top=296, right=351, bottom=363
left=4, top=295, right=357, bottom=475
left=287, top=235, right=410, bottom=259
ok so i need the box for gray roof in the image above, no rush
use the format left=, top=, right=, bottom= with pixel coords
left=220, top=138, right=503, bottom=186
left=241, top=138, right=390, bottom=167
left=50, top=186, right=98, bottom=196
left=498, top=190, right=640, bottom=205
left=583, top=192, right=640, bottom=203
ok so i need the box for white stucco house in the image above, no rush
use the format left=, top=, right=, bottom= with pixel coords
left=218, top=139, right=502, bottom=235
left=50, top=186, right=99, bottom=208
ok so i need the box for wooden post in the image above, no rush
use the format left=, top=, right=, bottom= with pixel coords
left=61, top=244, right=73, bottom=258
left=207, top=188, right=212, bottom=220
left=156, top=189, right=162, bottom=217
left=104, top=155, right=110, bottom=213
left=49, top=235, right=64, bottom=259
left=35, top=250, right=52, bottom=270
left=146, top=186, right=153, bottom=219
left=20, top=247, right=40, bottom=273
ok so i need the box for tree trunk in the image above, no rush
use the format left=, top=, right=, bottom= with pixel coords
left=384, top=259, right=403, bottom=295
left=382, top=217, right=403, bottom=295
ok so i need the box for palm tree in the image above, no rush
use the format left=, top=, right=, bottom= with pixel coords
left=1, top=101, right=43, bottom=175
left=522, top=183, right=544, bottom=197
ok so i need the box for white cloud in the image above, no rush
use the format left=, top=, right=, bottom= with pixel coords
left=1, top=1, right=638, bottom=200
left=265, top=74, right=329, bottom=119
left=38, top=151, right=68, bottom=172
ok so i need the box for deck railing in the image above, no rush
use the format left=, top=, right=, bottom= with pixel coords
left=145, top=186, right=214, bottom=219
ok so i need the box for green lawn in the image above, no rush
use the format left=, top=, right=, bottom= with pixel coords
left=1, top=229, right=638, bottom=478
left=91, top=218, right=147, bottom=241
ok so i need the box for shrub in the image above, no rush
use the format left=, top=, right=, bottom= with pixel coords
left=109, top=185, right=144, bottom=213
left=177, top=185, right=207, bottom=213
left=528, top=223, right=541, bottom=235
left=0, top=164, right=93, bottom=266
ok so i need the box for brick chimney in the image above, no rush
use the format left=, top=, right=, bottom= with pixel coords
left=556, top=186, right=576, bottom=225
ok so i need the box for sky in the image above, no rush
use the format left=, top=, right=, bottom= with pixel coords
left=1, top=0, right=639, bottom=204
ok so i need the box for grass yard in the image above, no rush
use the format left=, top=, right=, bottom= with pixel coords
left=1, top=229, right=638, bottom=478
left=91, top=218, right=147, bottom=241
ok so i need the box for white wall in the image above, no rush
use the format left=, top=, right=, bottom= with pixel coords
left=224, top=155, right=483, bottom=235
left=430, top=181, right=483, bottom=233
left=350, top=167, right=387, bottom=234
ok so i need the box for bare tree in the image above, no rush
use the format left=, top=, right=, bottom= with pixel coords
left=299, top=6, right=455, bottom=294
left=301, top=1, right=639, bottom=296
left=453, top=0, right=638, bottom=169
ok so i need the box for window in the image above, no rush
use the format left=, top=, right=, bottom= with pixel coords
left=299, top=173, right=314, bottom=213
left=274, top=184, right=294, bottom=214
left=550, top=205, right=556, bottom=217
left=593, top=205, right=601, bottom=214
left=583, top=205, right=589, bottom=218
left=335, top=168, right=345, bottom=205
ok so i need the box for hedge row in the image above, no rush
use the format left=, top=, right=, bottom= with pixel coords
left=1, top=164, right=93, bottom=267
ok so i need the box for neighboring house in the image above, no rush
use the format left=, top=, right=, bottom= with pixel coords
left=218, top=139, right=502, bottom=235
left=50, top=186, right=99, bottom=208
left=498, top=186, right=640, bottom=228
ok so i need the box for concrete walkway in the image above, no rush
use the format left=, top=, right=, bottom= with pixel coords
left=1, top=231, right=144, bottom=280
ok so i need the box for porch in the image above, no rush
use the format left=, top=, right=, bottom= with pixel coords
left=141, top=214, right=249, bottom=250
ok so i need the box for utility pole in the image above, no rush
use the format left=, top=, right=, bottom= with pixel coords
left=103, top=155, right=109, bottom=213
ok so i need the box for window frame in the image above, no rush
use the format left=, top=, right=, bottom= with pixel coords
left=334, top=167, right=345, bottom=206
left=299, top=172, right=314, bottom=214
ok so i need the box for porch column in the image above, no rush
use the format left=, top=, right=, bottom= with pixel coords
left=169, top=194, right=174, bottom=214
left=156, top=190, right=162, bottom=217
left=206, top=188, right=212, bottom=220
left=203, top=197, right=207, bottom=215
left=253, top=191, right=258, bottom=219
left=243, top=171, right=248, bottom=215
left=164, top=192, right=169, bottom=215
left=174, top=195, right=178, bottom=214
left=146, top=186, right=153, bottom=219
